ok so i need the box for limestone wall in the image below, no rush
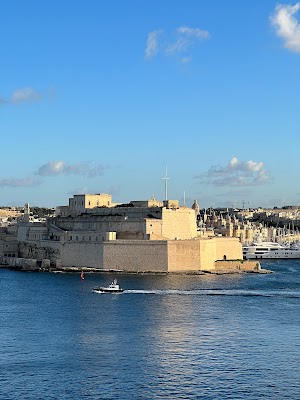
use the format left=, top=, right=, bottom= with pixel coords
left=167, top=240, right=201, bottom=271
left=214, top=260, right=261, bottom=272
left=53, top=216, right=146, bottom=238
left=60, top=241, right=104, bottom=268
left=161, top=208, right=197, bottom=240
left=103, top=240, right=168, bottom=272
left=67, top=193, right=113, bottom=216
left=199, top=238, right=217, bottom=271
left=52, top=206, right=198, bottom=242
left=0, top=256, right=38, bottom=270
left=145, top=219, right=164, bottom=239
left=19, top=240, right=61, bottom=265
left=214, top=237, right=243, bottom=260
left=0, top=236, right=18, bottom=257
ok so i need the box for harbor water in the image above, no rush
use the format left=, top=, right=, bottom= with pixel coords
left=1, top=260, right=300, bottom=399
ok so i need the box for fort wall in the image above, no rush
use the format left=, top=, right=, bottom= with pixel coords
left=103, top=240, right=168, bottom=272
left=167, top=240, right=201, bottom=271
left=199, top=238, right=217, bottom=271
left=214, top=237, right=243, bottom=260
left=60, top=241, right=104, bottom=268
left=214, top=260, right=262, bottom=272
left=161, top=208, right=197, bottom=240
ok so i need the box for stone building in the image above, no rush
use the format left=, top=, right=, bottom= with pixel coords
left=0, top=233, right=18, bottom=258
left=18, top=194, right=243, bottom=272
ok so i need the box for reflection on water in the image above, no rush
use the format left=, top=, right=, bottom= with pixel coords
left=0, top=261, right=300, bottom=399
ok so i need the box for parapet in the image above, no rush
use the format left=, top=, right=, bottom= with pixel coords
left=163, top=200, right=179, bottom=209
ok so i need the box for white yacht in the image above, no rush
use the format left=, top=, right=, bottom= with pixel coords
left=243, top=241, right=300, bottom=259
left=93, top=279, right=124, bottom=293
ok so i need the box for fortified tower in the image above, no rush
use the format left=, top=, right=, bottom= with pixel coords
left=23, top=203, right=30, bottom=223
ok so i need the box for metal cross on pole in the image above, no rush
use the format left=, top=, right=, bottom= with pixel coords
left=162, top=166, right=170, bottom=201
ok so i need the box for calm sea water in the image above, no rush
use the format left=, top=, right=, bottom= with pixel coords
left=1, top=260, right=300, bottom=399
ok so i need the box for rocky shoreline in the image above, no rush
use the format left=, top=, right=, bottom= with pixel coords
left=0, top=258, right=272, bottom=275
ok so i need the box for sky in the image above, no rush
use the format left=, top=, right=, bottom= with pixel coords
left=1, top=0, right=300, bottom=209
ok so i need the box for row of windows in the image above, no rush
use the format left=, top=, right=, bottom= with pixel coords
left=69, top=235, right=104, bottom=241
left=71, top=200, right=110, bottom=207
left=4, top=253, right=16, bottom=257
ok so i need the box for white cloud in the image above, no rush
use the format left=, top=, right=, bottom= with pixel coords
left=11, top=87, right=42, bottom=103
left=0, top=177, right=41, bottom=187
left=145, top=25, right=210, bottom=61
left=176, top=26, right=210, bottom=40
left=36, top=161, right=108, bottom=177
left=0, top=87, right=52, bottom=105
left=145, top=30, right=163, bottom=59
left=166, top=37, right=190, bottom=54
left=195, top=157, right=270, bottom=187
left=271, top=3, right=300, bottom=52
left=180, top=56, right=192, bottom=64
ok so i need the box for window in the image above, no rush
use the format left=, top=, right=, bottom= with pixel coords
left=76, top=236, right=78, bottom=241
left=70, top=236, right=72, bottom=241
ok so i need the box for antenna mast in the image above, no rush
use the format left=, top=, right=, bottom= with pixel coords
left=162, top=166, right=170, bottom=201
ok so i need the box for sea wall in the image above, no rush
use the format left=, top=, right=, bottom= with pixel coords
left=0, top=256, right=50, bottom=271
left=214, top=260, right=262, bottom=273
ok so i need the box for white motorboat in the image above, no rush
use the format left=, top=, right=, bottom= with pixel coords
left=243, top=240, right=300, bottom=259
left=93, top=279, right=124, bottom=293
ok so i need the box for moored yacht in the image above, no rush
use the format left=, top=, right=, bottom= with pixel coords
left=243, top=241, right=300, bottom=259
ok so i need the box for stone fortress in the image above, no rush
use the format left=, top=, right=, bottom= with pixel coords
left=13, top=193, right=253, bottom=273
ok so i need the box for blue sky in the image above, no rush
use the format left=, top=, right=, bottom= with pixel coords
left=1, top=0, right=300, bottom=209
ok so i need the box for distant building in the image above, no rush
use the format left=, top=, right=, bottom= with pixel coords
left=0, top=234, right=18, bottom=258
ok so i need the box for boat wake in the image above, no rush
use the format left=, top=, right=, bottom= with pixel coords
left=123, top=289, right=300, bottom=298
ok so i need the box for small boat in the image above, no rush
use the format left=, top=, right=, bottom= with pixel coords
left=93, top=279, right=124, bottom=293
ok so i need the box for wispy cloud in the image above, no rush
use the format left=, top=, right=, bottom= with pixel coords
left=0, top=87, right=43, bottom=104
left=145, top=30, right=163, bottom=59
left=270, top=2, right=300, bottom=52
left=180, top=56, right=192, bottom=64
left=145, top=25, right=210, bottom=62
left=36, top=161, right=109, bottom=177
left=0, top=177, right=41, bottom=187
left=177, top=26, right=210, bottom=39
left=195, top=157, right=270, bottom=187
left=166, top=26, right=210, bottom=55
left=11, top=87, right=42, bottom=103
